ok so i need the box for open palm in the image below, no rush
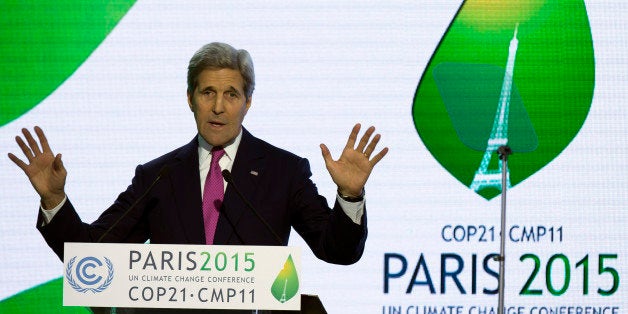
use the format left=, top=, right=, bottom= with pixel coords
left=8, top=126, right=67, bottom=209
left=320, top=124, right=388, bottom=197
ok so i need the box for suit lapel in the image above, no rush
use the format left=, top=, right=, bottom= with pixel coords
left=168, top=138, right=206, bottom=244
left=217, top=128, right=265, bottom=244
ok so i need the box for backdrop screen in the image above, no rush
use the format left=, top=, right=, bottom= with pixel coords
left=1, top=1, right=627, bottom=313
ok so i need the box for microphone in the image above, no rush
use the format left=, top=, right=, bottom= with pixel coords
left=96, top=165, right=171, bottom=243
left=221, top=169, right=284, bottom=245
left=218, top=202, right=246, bottom=245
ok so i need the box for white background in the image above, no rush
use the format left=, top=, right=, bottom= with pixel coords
left=1, top=1, right=627, bottom=312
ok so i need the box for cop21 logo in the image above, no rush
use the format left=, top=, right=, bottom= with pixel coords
left=65, top=256, right=114, bottom=293
left=271, top=255, right=299, bottom=303
left=413, top=0, right=594, bottom=200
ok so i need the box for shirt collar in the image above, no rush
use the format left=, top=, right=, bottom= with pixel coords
left=197, top=129, right=243, bottom=166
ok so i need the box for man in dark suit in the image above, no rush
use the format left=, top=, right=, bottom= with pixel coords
left=9, top=43, right=388, bottom=310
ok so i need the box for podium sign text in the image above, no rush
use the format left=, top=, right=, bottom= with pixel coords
left=63, top=243, right=301, bottom=310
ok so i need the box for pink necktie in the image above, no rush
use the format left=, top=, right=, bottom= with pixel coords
left=202, top=147, right=225, bottom=244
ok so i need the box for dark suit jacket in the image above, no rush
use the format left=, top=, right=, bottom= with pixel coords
left=38, top=128, right=367, bottom=265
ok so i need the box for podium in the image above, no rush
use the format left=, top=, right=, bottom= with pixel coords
left=63, top=243, right=327, bottom=313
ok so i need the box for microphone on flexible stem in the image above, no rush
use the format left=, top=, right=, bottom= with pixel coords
left=221, top=169, right=284, bottom=245
left=218, top=203, right=246, bottom=245
left=96, top=165, right=171, bottom=243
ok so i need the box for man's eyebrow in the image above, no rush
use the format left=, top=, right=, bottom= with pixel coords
left=199, top=86, right=216, bottom=92
left=226, top=86, right=242, bottom=95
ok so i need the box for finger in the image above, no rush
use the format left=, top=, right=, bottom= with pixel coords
left=369, top=147, right=389, bottom=166
left=320, top=144, right=334, bottom=166
left=34, top=126, right=52, bottom=153
left=53, top=153, right=64, bottom=172
left=22, top=128, right=42, bottom=155
left=363, top=133, right=381, bottom=158
left=15, top=136, right=34, bottom=160
left=7, top=153, right=29, bottom=172
left=344, top=123, right=361, bottom=150
left=356, top=126, right=375, bottom=152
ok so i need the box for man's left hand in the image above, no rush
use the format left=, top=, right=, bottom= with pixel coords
left=320, top=123, right=389, bottom=198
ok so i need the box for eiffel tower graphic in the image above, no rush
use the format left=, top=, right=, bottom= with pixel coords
left=280, top=278, right=288, bottom=303
left=470, top=24, right=519, bottom=192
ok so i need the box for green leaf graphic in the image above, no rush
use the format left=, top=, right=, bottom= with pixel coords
left=0, top=277, right=89, bottom=313
left=413, top=0, right=594, bottom=200
left=0, top=0, right=136, bottom=127
left=271, top=255, right=299, bottom=303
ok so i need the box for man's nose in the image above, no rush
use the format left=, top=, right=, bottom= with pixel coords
left=211, top=97, right=225, bottom=114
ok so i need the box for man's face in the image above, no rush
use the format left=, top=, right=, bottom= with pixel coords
left=188, top=68, right=251, bottom=147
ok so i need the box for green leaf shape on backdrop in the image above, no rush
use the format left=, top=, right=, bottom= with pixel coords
left=433, top=62, right=538, bottom=153
left=412, top=0, right=594, bottom=200
left=271, top=255, right=299, bottom=303
left=0, top=277, right=89, bottom=313
left=0, top=0, right=136, bottom=127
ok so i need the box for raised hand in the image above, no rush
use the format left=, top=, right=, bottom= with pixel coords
left=8, top=126, right=67, bottom=209
left=320, top=123, right=389, bottom=198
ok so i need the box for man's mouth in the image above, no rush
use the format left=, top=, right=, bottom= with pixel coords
left=208, top=121, right=225, bottom=127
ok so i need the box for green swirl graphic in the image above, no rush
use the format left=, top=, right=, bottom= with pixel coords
left=0, top=278, right=89, bottom=313
left=0, top=0, right=136, bottom=127
left=413, top=0, right=594, bottom=200
left=1, top=1, right=134, bottom=311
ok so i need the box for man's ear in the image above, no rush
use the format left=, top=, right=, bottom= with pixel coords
left=187, top=91, right=194, bottom=112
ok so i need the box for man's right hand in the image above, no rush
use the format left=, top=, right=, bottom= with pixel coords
left=8, top=126, right=67, bottom=210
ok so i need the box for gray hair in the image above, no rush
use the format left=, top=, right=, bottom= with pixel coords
left=187, top=42, right=255, bottom=99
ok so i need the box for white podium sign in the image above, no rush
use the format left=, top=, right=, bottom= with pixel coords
left=63, top=243, right=301, bottom=310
